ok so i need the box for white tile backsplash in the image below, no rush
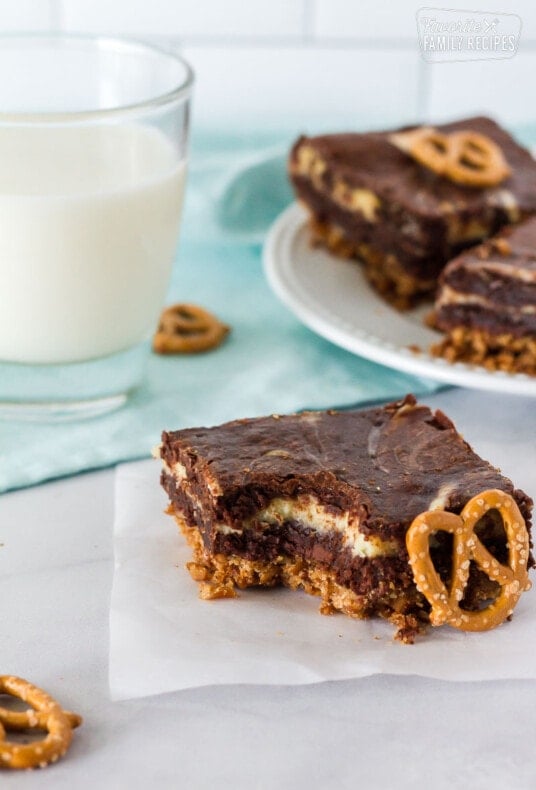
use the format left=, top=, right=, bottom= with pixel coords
left=424, top=53, right=536, bottom=126
left=0, top=0, right=533, bottom=128
left=314, top=0, right=419, bottom=41
left=60, top=0, right=306, bottom=38
left=181, top=45, right=421, bottom=130
left=0, top=0, right=53, bottom=31
left=314, top=0, right=536, bottom=43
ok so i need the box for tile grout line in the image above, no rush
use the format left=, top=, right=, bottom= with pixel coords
left=168, top=35, right=536, bottom=50
left=49, top=0, right=64, bottom=31
left=36, top=24, right=536, bottom=50
left=416, top=58, right=431, bottom=121
left=168, top=34, right=424, bottom=50
left=302, top=0, right=316, bottom=42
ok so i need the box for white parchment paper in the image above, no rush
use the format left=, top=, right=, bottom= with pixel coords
left=109, top=458, right=536, bottom=701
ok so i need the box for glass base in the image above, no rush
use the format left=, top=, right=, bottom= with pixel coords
left=0, top=342, right=148, bottom=421
left=0, top=393, right=128, bottom=422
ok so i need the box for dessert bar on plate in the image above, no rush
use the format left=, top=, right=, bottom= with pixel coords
left=288, top=116, right=536, bottom=307
left=432, top=215, right=536, bottom=375
left=159, top=396, right=533, bottom=641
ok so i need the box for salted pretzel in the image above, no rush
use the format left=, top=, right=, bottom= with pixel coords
left=153, top=303, right=230, bottom=354
left=406, top=489, right=531, bottom=632
left=390, top=126, right=511, bottom=188
left=0, top=675, right=82, bottom=770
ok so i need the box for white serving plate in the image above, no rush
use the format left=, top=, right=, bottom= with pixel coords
left=263, top=203, right=536, bottom=397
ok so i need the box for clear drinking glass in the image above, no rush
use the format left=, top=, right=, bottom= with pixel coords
left=0, top=34, right=193, bottom=419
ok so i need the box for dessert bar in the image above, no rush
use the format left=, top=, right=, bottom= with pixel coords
left=432, top=216, right=536, bottom=374
left=289, top=117, right=536, bottom=307
left=159, top=396, right=533, bottom=641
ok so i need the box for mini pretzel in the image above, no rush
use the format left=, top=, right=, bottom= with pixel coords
left=0, top=675, right=82, bottom=770
left=391, top=126, right=452, bottom=175
left=406, top=489, right=531, bottom=632
left=390, top=127, right=511, bottom=188
left=447, top=131, right=512, bottom=187
left=153, top=303, right=230, bottom=354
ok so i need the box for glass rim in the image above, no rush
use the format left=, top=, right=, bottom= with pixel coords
left=0, top=32, right=194, bottom=123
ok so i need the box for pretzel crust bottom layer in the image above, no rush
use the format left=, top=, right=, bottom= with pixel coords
left=172, top=513, right=427, bottom=643
left=431, top=326, right=536, bottom=376
left=308, top=218, right=436, bottom=310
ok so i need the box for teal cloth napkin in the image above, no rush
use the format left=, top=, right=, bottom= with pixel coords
left=0, top=129, right=442, bottom=494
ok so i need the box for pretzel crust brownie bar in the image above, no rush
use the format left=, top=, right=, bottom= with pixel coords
left=159, top=396, right=533, bottom=642
left=431, top=217, right=536, bottom=375
left=288, top=117, right=536, bottom=308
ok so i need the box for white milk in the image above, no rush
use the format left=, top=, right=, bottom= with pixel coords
left=0, top=124, right=186, bottom=364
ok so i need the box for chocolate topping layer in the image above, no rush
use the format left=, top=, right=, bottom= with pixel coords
left=160, top=395, right=533, bottom=543
left=291, top=117, right=536, bottom=219
left=289, top=116, right=536, bottom=288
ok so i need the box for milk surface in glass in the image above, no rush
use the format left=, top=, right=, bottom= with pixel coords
left=0, top=123, right=185, bottom=364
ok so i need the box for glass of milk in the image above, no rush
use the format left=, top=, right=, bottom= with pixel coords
left=0, top=34, right=193, bottom=419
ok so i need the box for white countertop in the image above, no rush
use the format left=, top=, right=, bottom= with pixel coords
left=2, top=388, right=536, bottom=789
